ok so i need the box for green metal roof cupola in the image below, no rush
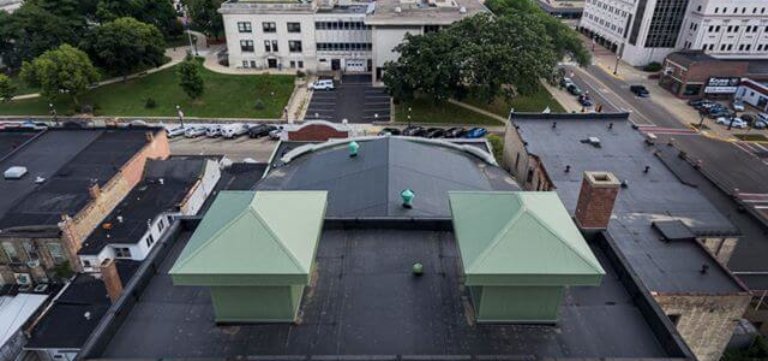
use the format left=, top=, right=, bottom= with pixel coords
left=170, top=190, right=328, bottom=323
left=348, top=141, right=360, bottom=157
left=448, top=191, right=605, bottom=323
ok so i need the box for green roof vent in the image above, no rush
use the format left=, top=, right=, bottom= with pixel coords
left=348, top=141, right=360, bottom=157
left=401, top=188, right=415, bottom=208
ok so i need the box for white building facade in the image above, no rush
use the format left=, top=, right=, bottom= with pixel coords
left=219, top=0, right=485, bottom=82
left=579, top=0, right=768, bottom=66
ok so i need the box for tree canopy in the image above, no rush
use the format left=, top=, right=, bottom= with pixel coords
left=183, top=0, right=225, bottom=39
left=383, top=13, right=559, bottom=104
left=83, top=17, right=167, bottom=77
left=20, top=44, right=100, bottom=106
left=177, top=58, right=205, bottom=99
left=0, top=75, right=16, bottom=102
left=485, top=0, right=591, bottom=66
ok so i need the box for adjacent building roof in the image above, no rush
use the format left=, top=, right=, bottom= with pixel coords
left=256, top=137, right=519, bottom=218
left=0, top=128, right=158, bottom=234
left=509, top=113, right=746, bottom=295
left=365, top=0, right=488, bottom=25
left=78, top=157, right=210, bottom=256
left=170, top=191, right=328, bottom=286
left=449, top=191, right=604, bottom=286
left=0, top=292, right=48, bottom=347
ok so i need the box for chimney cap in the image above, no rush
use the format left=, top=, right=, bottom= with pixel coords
left=583, top=171, right=620, bottom=188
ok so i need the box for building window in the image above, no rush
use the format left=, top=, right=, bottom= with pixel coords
left=158, top=219, right=164, bottom=232
left=23, top=241, right=38, bottom=261
left=289, top=60, right=296, bottom=68
left=424, top=25, right=440, bottom=33
left=237, top=22, right=252, bottom=33
left=47, top=243, right=66, bottom=264
left=240, top=40, right=254, bottom=52
left=115, top=247, right=132, bottom=258
left=287, top=22, right=301, bottom=33
left=83, top=259, right=92, bottom=268
left=262, top=22, right=276, bottom=33
left=714, top=7, right=718, bottom=13
left=146, top=235, right=154, bottom=248
left=264, top=40, right=272, bottom=52
left=644, top=0, right=689, bottom=48
left=746, top=44, right=751, bottom=51
left=289, top=41, right=302, bottom=52
left=716, top=26, right=720, bottom=32
left=696, top=5, right=701, bottom=11
left=2, top=242, right=19, bottom=263
left=298, top=60, right=304, bottom=69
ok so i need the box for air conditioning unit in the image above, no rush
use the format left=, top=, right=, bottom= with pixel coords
left=14, top=273, right=32, bottom=285
left=26, top=259, right=40, bottom=268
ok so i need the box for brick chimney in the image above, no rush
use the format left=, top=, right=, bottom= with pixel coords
left=574, top=171, right=620, bottom=230
left=88, top=183, right=101, bottom=199
left=101, top=258, right=123, bottom=303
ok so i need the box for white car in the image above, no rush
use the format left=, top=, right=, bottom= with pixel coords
left=221, top=123, right=249, bottom=138
left=206, top=125, right=222, bottom=137
left=166, top=125, right=188, bottom=138
left=184, top=126, right=207, bottom=138
left=268, top=128, right=284, bottom=140
left=716, top=117, right=747, bottom=129
left=310, top=79, right=334, bottom=90
left=732, top=99, right=745, bottom=112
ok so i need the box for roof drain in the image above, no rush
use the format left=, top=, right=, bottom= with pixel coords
left=348, top=141, right=360, bottom=157
left=401, top=188, right=415, bottom=209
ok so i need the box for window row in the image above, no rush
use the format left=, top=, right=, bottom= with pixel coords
left=237, top=21, right=301, bottom=33
left=712, top=6, right=766, bottom=15
left=240, top=40, right=303, bottom=53
left=708, top=25, right=768, bottom=33
left=585, top=0, right=628, bottom=17
left=315, top=21, right=371, bottom=30
left=316, top=42, right=372, bottom=51
left=1, top=241, right=66, bottom=264
left=703, top=43, right=768, bottom=52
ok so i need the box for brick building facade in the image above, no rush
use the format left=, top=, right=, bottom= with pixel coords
left=659, top=51, right=768, bottom=98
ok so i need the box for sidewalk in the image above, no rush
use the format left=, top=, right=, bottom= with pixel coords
left=447, top=99, right=507, bottom=124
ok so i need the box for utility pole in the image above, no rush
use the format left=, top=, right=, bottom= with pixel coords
left=49, top=103, right=58, bottom=126
left=184, top=6, right=197, bottom=56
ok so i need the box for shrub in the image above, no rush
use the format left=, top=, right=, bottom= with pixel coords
left=487, top=134, right=504, bottom=163
left=643, top=62, right=662, bottom=72
left=145, top=97, right=157, bottom=108
left=254, top=99, right=265, bottom=110
left=296, top=70, right=306, bottom=78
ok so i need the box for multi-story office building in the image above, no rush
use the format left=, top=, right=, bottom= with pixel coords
left=579, top=0, right=768, bottom=66
left=219, top=0, right=486, bottom=82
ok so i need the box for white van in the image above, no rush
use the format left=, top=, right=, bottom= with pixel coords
left=222, top=123, right=249, bottom=138
left=310, top=79, right=334, bottom=90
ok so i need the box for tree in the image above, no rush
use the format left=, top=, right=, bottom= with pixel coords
left=84, top=17, right=167, bottom=77
left=177, top=58, right=204, bottom=99
left=20, top=44, right=100, bottom=106
left=0, top=75, right=16, bottom=102
left=383, top=13, right=558, bottom=104
left=92, top=0, right=181, bottom=37
left=184, top=0, right=225, bottom=39
left=485, top=0, right=591, bottom=66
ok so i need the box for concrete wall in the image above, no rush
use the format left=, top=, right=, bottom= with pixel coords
left=654, top=293, right=751, bottom=361
left=472, top=285, right=564, bottom=323
left=180, top=159, right=222, bottom=216
left=210, top=285, right=305, bottom=323
left=371, top=26, right=422, bottom=81
left=698, top=236, right=738, bottom=265
left=502, top=122, right=553, bottom=191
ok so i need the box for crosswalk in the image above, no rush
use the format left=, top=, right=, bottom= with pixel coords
left=636, top=125, right=698, bottom=136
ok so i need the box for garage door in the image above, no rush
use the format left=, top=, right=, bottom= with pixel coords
left=345, top=59, right=366, bottom=72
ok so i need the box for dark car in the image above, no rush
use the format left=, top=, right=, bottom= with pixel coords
left=566, top=83, right=583, bottom=96
left=687, top=98, right=706, bottom=106
left=464, top=127, right=487, bottom=139
left=630, top=85, right=650, bottom=97
left=248, top=124, right=277, bottom=138
left=708, top=109, right=734, bottom=119
left=578, top=95, right=594, bottom=107
left=444, top=127, right=466, bottom=138
left=402, top=125, right=427, bottom=137
left=425, top=128, right=446, bottom=138
left=377, top=127, right=401, bottom=136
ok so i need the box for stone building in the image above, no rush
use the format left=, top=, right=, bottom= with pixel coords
left=0, top=127, right=170, bottom=285
left=503, top=112, right=751, bottom=361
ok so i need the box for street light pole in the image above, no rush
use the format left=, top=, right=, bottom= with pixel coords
left=407, top=106, right=412, bottom=128
left=183, top=6, right=197, bottom=56
left=49, top=103, right=58, bottom=126
left=176, top=105, right=185, bottom=128
left=698, top=109, right=705, bottom=131
left=613, top=43, right=624, bottom=76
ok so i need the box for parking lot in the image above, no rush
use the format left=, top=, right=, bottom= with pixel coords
left=169, top=134, right=278, bottom=163
left=305, top=74, right=391, bottom=123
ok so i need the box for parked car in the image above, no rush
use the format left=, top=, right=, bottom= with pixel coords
left=128, top=119, right=149, bottom=127
left=378, top=127, right=401, bottom=136
left=708, top=108, right=734, bottom=119
left=755, top=113, right=768, bottom=129
left=464, top=127, right=487, bottom=138
left=310, top=79, right=335, bottom=90
left=732, top=99, right=745, bottom=112
left=166, top=125, right=188, bottom=138
left=20, top=120, right=48, bottom=130
left=687, top=98, right=706, bottom=106
left=444, top=127, right=466, bottom=138
left=268, top=127, right=285, bottom=140
left=248, top=124, right=277, bottom=138
left=402, top=125, right=426, bottom=137
left=222, top=123, right=249, bottom=138
left=630, top=85, right=650, bottom=97
left=559, top=77, right=573, bottom=88
left=425, top=128, right=446, bottom=138
left=578, top=95, right=594, bottom=107
left=716, top=117, right=747, bottom=129
left=184, top=125, right=207, bottom=138
left=206, top=125, right=222, bottom=137
left=566, top=83, right=583, bottom=95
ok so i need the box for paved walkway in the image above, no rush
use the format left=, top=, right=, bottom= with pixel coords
left=447, top=99, right=507, bottom=124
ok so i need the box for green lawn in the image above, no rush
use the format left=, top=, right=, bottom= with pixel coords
left=465, top=84, right=566, bottom=116
left=0, top=61, right=295, bottom=118
left=395, top=98, right=502, bottom=126
left=9, top=74, right=39, bottom=96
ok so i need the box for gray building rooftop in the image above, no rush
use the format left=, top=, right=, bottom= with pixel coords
left=82, top=220, right=692, bottom=360
left=365, top=0, right=487, bottom=25
left=0, top=128, right=157, bottom=234
left=510, top=114, right=747, bottom=295
left=256, top=136, right=519, bottom=218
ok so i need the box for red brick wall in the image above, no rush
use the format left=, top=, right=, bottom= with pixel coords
left=101, top=258, right=123, bottom=303
left=685, top=60, right=749, bottom=83
left=288, top=124, right=348, bottom=142
left=574, top=176, right=619, bottom=229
